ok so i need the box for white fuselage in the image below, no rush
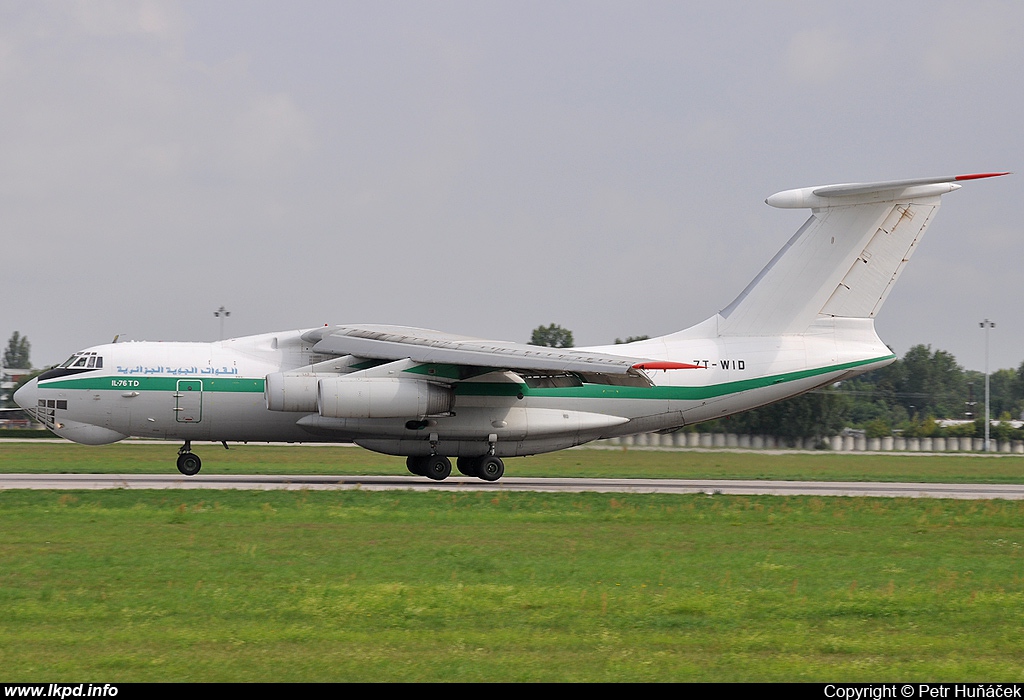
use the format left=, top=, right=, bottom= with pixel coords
left=17, top=316, right=893, bottom=458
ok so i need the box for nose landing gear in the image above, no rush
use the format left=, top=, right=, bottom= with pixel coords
left=176, top=441, right=202, bottom=476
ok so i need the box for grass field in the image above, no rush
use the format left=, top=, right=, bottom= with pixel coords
left=2, top=488, right=1024, bottom=681
left=3, top=443, right=1024, bottom=681
left=2, top=440, right=1024, bottom=483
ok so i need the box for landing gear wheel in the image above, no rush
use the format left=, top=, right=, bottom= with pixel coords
left=456, top=457, right=478, bottom=477
left=476, top=456, right=504, bottom=482
left=176, top=452, right=202, bottom=476
left=423, top=455, right=452, bottom=481
left=406, top=456, right=426, bottom=476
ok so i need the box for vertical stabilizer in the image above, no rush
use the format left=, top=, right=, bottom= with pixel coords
left=717, top=174, right=1007, bottom=337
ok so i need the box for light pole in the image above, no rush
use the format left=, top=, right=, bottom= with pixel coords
left=214, top=306, right=231, bottom=341
left=980, top=318, right=995, bottom=451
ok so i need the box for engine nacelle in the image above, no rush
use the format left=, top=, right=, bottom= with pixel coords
left=265, top=372, right=320, bottom=412
left=317, top=377, right=452, bottom=419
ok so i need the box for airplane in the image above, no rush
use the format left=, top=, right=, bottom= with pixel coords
left=14, top=172, right=1008, bottom=480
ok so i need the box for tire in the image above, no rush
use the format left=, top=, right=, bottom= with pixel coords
left=176, top=452, right=202, bottom=476
left=477, top=456, right=504, bottom=482
left=423, top=455, right=452, bottom=481
left=406, top=456, right=425, bottom=476
left=456, top=457, right=478, bottom=477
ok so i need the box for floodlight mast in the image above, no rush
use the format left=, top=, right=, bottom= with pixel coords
left=215, top=306, right=231, bottom=341
left=980, top=319, right=995, bottom=452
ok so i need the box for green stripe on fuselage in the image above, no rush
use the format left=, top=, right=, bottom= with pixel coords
left=454, top=354, right=894, bottom=400
left=38, top=376, right=266, bottom=393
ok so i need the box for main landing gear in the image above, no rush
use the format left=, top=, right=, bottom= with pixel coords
left=176, top=441, right=202, bottom=476
left=406, top=455, right=504, bottom=482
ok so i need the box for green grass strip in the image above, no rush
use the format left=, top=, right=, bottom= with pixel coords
left=1, top=489, right=1023, bottom=681
left=2, top=442, right=1024, bottom=483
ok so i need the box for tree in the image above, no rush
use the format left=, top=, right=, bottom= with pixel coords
left=615, top=335, right=650, bottom=344
left=724, top=388, right=850, bottom=444
left=4, top=332, right=30, bottom=368
left=529, top=324, right=574, bottom=348
left=841, top=344, right=970, bottom=421
left=898, top=345, right=965, bottom=418
left=987, top=368, right=1022, bottom=420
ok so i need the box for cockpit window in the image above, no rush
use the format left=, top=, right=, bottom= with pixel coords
left=60, top=352, right=103, bottom=370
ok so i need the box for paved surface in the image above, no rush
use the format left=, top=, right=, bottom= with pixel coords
left=2, top=473, right=1024, bottom=499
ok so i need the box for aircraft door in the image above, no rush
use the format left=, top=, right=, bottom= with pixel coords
left=174, top=380, right=203, bottom=423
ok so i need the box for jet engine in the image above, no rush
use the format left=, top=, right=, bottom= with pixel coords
left=264, top=372, right=320, bottom=412
left=317, top=377, right=453, bottom=419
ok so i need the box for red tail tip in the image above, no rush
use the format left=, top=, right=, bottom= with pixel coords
left=955, top=172, right=1011, bottom=181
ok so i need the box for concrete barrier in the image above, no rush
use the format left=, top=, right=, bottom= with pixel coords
left=603, top=430, right=1024, bottom=454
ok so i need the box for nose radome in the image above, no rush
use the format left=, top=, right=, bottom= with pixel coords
left=14, top=377, right=38, bottom=412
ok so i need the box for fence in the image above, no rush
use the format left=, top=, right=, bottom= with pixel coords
left=601, top=432, right=1024, bottom=454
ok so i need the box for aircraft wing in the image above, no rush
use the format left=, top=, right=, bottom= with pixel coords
left=302, top=324, right=692, bottom=376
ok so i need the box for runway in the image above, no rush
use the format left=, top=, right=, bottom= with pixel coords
left=2, top=473, right=1024, bottom=499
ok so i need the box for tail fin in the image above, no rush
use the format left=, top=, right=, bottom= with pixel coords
left=717, top=173, right=1008, bottom=337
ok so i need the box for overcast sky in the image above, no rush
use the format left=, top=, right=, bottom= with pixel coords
left=3, top=1, right=1021, bottom=372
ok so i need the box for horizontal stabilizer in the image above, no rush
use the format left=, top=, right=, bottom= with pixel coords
left=766, top=172, right=1008, bottom=209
